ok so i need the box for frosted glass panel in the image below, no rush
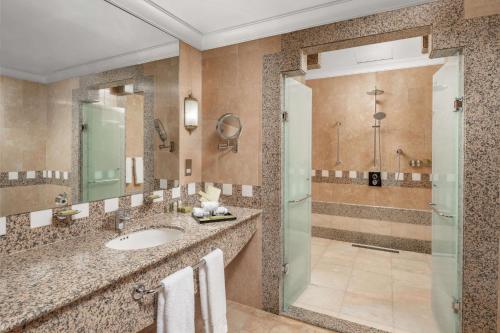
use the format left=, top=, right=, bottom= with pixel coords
left=283, top=76, right=312, bottom=310
left=431, top=55, right=462, bottom=332
left=82, top=103, right=125, bottom=202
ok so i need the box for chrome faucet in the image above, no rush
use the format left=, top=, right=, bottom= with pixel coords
left=115, top=208, right=132, bottom=233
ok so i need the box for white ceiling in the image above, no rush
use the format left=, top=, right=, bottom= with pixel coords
left=108, top=0, right=435, bottom=50
left=1, top=0, right=436, bottom=83
left=0, top=0, right=178, bottom=83
left=306, top=37, right=445, bottom=80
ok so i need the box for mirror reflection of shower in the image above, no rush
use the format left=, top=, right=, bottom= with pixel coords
left=368, top=87, right=385, bottom=170
left=334, top=121, right=342, bottom=165
left=154, top=119, right=175, bottom=152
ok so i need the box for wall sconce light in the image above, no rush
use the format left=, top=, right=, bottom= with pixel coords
left=184, top=93, right=199, bottom=134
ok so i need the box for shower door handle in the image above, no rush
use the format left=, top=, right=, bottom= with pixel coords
left=289, top=194, right=311, bottom=204
left=428, top=203, right=453, bottom=218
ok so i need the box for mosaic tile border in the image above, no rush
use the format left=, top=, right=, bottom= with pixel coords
left=262, top=1, right=499, bottom=330
left=312, top=170, right=431, bottom=188
left=0, top=171, right=71, bottom=188
left=312, top=201, right=431, bottom=225
left=312, top=226, right=431, bottom=254
left=201, top=182, right=262, bottom=209
left=0, top=181, right=261, bottom=256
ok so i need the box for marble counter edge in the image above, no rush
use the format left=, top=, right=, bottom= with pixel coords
left=0, top=207, right=261, bottom=333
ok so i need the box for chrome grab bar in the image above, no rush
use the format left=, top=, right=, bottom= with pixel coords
left=289, top=194, right=311, bottom=203
left=428, top=203, right=453, bottom=218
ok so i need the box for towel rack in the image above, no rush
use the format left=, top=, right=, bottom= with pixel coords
left=132, top=258, right=207, bottom=301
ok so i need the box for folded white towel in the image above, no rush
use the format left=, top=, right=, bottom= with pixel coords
left=125, top=158, right=133, bottom=184
left=199, top=249, right=227, bottom=333
left=157, top=267, right=195, bottom=333
left=133, top=157, right=144, bottom=184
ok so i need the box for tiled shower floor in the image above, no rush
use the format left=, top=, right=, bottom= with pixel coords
left=292, top=237, right=440, bottom=333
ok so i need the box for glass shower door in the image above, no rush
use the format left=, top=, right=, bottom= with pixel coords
left=431, top=54, right=462, bottom=332
left=283, top=76, right=312, bottom=310
left=82, top=103, right=125, bottom=202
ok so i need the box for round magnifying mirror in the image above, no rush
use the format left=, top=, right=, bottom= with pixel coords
left=216, top=113, right=242, bottom=140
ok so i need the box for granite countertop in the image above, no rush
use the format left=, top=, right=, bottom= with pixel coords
left=0, top=206, right=261, bottom=333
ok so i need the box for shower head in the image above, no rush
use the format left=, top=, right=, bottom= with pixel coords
left=373, top=112, right=386, bottom=120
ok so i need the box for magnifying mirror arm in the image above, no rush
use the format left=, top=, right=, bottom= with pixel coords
left=159, top=141, right=175, bottom=152
left=218, top=139, right=239, bottom=153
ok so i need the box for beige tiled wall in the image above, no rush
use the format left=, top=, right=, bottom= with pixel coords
left=201, top=36, right=281, bottom=186
left=46, top=78, right=79, bottom=171
left=312, top=182, right=431, bottom=210
left=0, top=184, right=71, bottom=216
left=225, top=214, right=263, bottom=309
left=309, top=66, right=438, bottom=210
left=308, top=65, right=440, bottom=174
left=143, top=57, right=180, bottom=182
left=0, top=76, right=48, bottom=171
left=179, top=42, right=203, bottom=184
left=464, top=0, right=500, bottom=18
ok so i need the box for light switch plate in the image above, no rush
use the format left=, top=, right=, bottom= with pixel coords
left=185, top=159, right=192, bottom=176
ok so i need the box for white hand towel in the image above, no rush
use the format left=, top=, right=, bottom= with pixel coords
left=199, top=249, right=227, bottom=333
left=133, top=157, right=144, bottom=184
left=125, top=158, right=132, bottom=184
left=157, top=267, right=195, bottom=333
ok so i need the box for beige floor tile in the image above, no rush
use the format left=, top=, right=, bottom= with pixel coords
left=227, top=301, right=334, bottom=333
left=323, top=242, right=359, bottom=262
left=392, top=282, right=439, bottom=333
left=311, top=265, right=352, bottom=290
left=391, top=269, right=431, bottom=290
left=392, top=257, right=431, bottom=275
left=353, top=251, right=391, bottom=276
left=294, top=284, right=345, bottom=313
left=340, top=291, right=394, bottom=326
left=347, top=269, right=393, bottom=300
left=394, top=250, right=431, bottom=263
left=311, top=236, right=332, bottom=247
left=315, top=252, right=355, bottom=268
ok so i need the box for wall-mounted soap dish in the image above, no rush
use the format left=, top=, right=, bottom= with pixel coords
left=54, top=209, right=81, bottom=221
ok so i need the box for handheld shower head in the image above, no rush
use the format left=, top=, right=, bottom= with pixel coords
left=373, top=112, right=386, bottom=120
left=154, top=119, right=168, bottom=142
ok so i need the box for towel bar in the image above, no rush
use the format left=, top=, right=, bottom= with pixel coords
left=132, top=258, right=206, bottom=301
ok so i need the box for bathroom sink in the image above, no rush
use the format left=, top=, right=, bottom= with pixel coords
left=105, top=228, right=183, bottom=250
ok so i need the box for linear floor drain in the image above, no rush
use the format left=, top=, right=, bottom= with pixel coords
left=351, top=243, right=399, bottom=253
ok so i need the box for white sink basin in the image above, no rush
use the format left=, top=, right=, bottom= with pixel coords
left=105, top=228, right=183, bottom=250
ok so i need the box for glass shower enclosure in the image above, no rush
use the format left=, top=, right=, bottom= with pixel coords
left=81, top=102, right=125, bottom=202
left=431, top=54, right=463, bottom=332
left=282, top=76, right=313, bottom=310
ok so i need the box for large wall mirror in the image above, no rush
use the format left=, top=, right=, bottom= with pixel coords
left=0, top=0, right=180, bottom=216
